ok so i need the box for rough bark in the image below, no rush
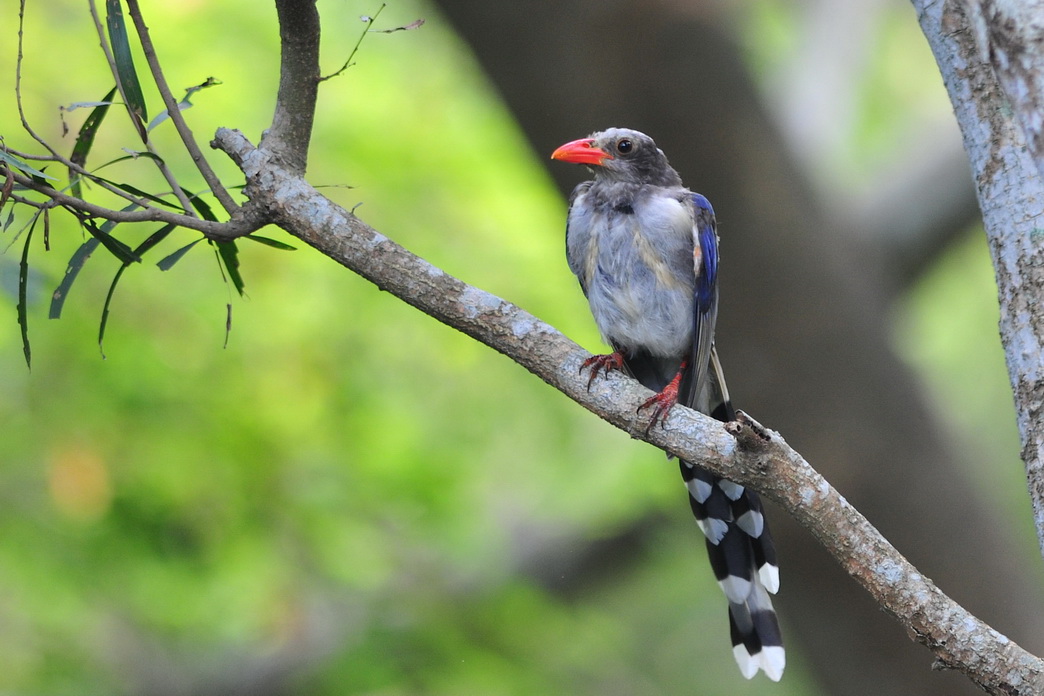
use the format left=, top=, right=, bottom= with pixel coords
left=266, top=0, right=320, bottom=173
left=916, top=0, right=1044, bottom=562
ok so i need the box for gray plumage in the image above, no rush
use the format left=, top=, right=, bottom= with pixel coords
left=554, top=128, right=784, bottom=681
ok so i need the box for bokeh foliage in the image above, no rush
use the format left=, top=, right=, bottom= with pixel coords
left=0, top=0, right=1023, bottom=694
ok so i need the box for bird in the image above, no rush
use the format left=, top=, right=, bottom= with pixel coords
left=551, top=128, right=784, bottom=681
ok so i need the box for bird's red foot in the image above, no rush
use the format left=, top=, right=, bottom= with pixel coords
left=637, top=366, right=685, bottom=432
left=580, top=351, right=625, bottom=390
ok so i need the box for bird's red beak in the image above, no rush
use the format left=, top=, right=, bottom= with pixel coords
left=551, top=138, right=613, bottom=166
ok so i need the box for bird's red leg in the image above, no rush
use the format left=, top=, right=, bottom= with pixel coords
left=580, top=351, right=625, bottom=390
left=638, top=359, right=688, bottom=432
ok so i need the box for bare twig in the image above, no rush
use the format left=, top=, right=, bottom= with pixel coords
left=15, top=0, right=68, bottom=159
left=319, top=3, right=385, bottom=82
left=4, top=148, right=63, bottom=162
left=124, top=0, right=239, bottom=215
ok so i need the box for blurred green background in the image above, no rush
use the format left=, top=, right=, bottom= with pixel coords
left=0, top=1, right=1029, bottom=694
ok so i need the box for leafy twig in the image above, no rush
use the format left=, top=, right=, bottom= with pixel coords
left=86, top=0, right=196, bottom=216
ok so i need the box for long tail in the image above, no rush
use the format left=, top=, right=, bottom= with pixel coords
left=681, top=461, right=785, bottom=681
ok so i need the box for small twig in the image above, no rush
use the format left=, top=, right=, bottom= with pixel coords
left=4, top=148, right=63, bottom=162
left=124, top=0, right=238, bottom=215
left=15, top=0, right=68, bottom=160
left=7, top=169, right=259, bottom=239
left=319, top=3, right=386, bottom=82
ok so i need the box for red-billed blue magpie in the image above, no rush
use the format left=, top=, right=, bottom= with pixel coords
left=552, top=128, right=784, bottom=681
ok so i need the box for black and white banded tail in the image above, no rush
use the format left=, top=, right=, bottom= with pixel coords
left=682, top=460, right=784, bottom=680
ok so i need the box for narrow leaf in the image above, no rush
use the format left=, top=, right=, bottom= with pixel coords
left=105, top=0, right=148, bottom=140
left=244, top=234, right=297, bottom=251
left=224, top=302, right=232, bottom=349
left=97, top=222, right=176, bottom=357
left=0, top=150, right=57, bottom=180
left=70, top=86, right=118, bottom=198
left=82, top=216, right=140, bottom=264
left=214, top=240, right=245, bottom=296
left=64, top=101, right=118, bottom=111
left=1, top=163, right=13, bottom=210
left=183, top=188, right=217, bottom=221
left=372, top=18, right=424, bottom=33
left=18, top=213, right=40, bottom=369
left=50, top=238, right=100, bottom=319
left=101, top=178, right=178, bottom=208
left=157, top=238, right=202, bottom=271
left=92, top=151, right=163, bottom=172
left=134, top=222, right=177, bottom=256
left=98, top=264, right=128, bottom=359
left=147, top=77, right=221, bottom=132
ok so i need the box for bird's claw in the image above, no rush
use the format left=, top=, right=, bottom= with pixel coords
left=580, top=351, right=625, bottom=390
left=638, top=381, right=680, bottom=434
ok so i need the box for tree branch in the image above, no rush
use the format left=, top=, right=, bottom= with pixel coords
left=265, top=0, right=321, bottom=173
left=212, top=126, right=1044, bottom=694
left=6, top=168, right=261, bottom=238
left=913, top=0, right=1044, bottom=559
left=124, top=0, right=239, bottom=215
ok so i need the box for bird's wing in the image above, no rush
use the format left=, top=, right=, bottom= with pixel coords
left=681, top=192, right=720, bottom=412
left=564, top=181, right=594, bottom=297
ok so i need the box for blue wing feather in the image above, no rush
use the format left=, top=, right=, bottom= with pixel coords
left=692, top=193, right=718, bottom=314
left=686, top=193, right=719, bottom=412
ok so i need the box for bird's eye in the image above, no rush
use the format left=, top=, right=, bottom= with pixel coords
left=616, top=139, right=633, bottom=154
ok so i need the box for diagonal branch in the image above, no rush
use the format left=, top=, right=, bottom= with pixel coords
left=124, top=0, right=239, bottom=216
left=213, top=126, right=1043, bottom=695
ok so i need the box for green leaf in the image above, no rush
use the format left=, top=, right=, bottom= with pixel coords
left=105, top=0, right=148, bottom=141
left=156, top=238, right=202, bottom=271
left=213, top=240, right=245, bottom=296
left=183, top=188, right=217, bottom=221
left=244, top=234, right=297, bottom=251
left=100, top=178, right=179, bottom=209
left=147, top=77, right=222, bottom=132
left=64, top=100, right=118, bottom=111
left=0, top=150, right=57, bottom=180
left=134, top=222, right=177, bottom=257
left=99, top=223, right=176, bottom=357
left=69, top=86, right=118, bottom=198
left=98, top=264, right=128, bottom=359
left=18, top=213, right=41, bottom=369
left=82, top=216, right=140, bottom=264
left=91, top=151, right=164, bottom=172
left=50, top=239, right=101, bottom=319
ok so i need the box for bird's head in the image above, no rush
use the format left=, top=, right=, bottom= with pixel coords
left=551, top=127, right=681, bottom=187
